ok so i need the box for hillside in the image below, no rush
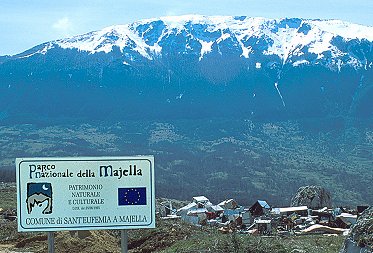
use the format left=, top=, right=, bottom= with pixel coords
left=0, top=118, right=372, bottom=206
left=0, top=185, right=345, bottom=253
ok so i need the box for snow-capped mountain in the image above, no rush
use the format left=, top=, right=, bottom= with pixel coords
left=0, top=15, right=373, bottom=120
left=18, top=15, right=373, bottom=68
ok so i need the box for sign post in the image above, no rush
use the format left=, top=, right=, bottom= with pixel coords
left=48, top=232, right=54, bottom=253
left=121, top=230, right=128, bottom=253
left=16, top=156, right=155, bottom=249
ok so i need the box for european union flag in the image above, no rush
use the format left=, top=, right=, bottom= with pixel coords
left=118, top=187, right=146, bottom=206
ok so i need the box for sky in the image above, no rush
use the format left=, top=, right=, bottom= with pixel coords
left=0, top=0, right=372, bottom=55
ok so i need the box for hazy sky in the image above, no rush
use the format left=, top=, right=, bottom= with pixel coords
left=1, top=0, right=372, bottom=55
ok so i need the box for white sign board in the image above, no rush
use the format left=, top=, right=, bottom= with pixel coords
left=16, top=156, right=155, bottom=232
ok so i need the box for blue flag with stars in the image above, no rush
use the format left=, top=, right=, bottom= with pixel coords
left=118, top=187, right=147, bottom=206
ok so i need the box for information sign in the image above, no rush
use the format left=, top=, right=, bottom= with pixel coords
left=16, top=156, right=155, bottom=232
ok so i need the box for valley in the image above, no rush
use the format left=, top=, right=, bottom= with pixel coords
left=1, top=117, right=372, bottom=207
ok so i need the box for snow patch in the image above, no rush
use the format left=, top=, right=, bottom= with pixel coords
left=337, top=59, right=343, bottom=72
left=217, top=33, right=231, bottom=44
left=308, top=32, right=334, bottom=56
left=199, top=40, right=214, bottom=61
left=310, top=20, right=373, bottom=41
left=56, top=25, right=153, bottom=59
left=240, top=46, right=252, bottom=58
left=292, top=60, right=309, bottom=67
left=18, top=43, right=53, bottom=58
left=274, top=82, right=286, bottom=107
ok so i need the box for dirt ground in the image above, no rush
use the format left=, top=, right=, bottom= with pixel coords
left=0, top=244, right=18, bottom=253
left=1, top=229, right=121, bottom=253
left=0, top=218, right=198, bottom=253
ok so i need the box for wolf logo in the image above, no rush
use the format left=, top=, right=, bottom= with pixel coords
left=26, top=183, right=53, bottom=214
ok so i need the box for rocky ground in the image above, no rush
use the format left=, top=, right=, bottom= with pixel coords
left=341, top=207, right=373, bottom=253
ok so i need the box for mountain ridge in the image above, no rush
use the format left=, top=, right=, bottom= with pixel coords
left=10, top=15, right=373, bottom=68
left=0, top=15, right=372, bottom=120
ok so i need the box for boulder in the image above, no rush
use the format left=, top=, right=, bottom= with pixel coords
left=291, top=185, right=332, bottom=209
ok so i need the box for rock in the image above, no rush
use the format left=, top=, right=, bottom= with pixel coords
left=69, top=230, right=93, bottom=239
left=291, top=185, right=332, bottom=209
left=77, top=230, right=92, bottom=239
left=340, top=206, right=373, bottom=253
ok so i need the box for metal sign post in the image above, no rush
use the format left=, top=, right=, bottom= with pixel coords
left=121, top=230, right=128, bottom=253
left=48, top=232, right=54, bottom=253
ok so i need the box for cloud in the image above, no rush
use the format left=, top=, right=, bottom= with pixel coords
left=52, top=17, right=73, bottom=34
